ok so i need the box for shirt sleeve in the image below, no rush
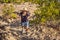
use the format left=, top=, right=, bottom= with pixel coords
left=26, top=12, right=30, bottom=17
left=19, top=12, right=22, bottom=16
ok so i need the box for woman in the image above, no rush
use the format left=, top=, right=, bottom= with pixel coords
left=19, top=8, right=30, bottom=33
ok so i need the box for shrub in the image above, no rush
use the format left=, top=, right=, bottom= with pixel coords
left=32, top=0, right=60, bottom=23
left=2, top=4, right=17, bottom=19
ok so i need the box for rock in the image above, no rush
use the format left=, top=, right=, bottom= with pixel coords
left=44, top=36, right=50, bottom=40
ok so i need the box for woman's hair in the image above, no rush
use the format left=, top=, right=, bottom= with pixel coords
left=22, top=10, right=28, bottom=13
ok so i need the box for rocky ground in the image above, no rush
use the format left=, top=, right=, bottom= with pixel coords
left=0, top=19, right=60, bottom=40
left=0, top=2, right=60, bottom=40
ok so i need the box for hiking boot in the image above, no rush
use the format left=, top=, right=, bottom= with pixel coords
left=22, top=29, right=26, bottom=34
left=26, top=28, right=30, bottom=34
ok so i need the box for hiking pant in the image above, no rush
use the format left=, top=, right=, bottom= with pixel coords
left=21, top=21, right=29, bottom=28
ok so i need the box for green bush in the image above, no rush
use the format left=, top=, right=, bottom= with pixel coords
left=33, top=0, right=60, bottom=23
left=2, top=4, right=17, bottom=19
left=10, top=13, right=17, bottom=19
left=0, top=0, right=24, bottom=4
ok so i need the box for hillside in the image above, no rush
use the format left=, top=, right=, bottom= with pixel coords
left=0, top=1, right=60, bottom=40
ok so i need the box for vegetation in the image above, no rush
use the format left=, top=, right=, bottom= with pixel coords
left=25, top=0, right=60, bottom=24
left=2, top=4, right=17, bottom=19
left=0, top=0, right=24, bottom=4
left=0, top=0, right=60, bottom=23
left=33, top=0, right=60, bottom=23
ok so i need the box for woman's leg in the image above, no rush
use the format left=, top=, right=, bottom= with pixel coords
left=21, top=22, right=26, bottom=33
left=26, top=21, right=29, bottom=28
left=26, top=21, right=30, bottom=32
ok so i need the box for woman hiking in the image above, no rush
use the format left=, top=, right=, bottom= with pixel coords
left=19, top=8, right=30, bottom=34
